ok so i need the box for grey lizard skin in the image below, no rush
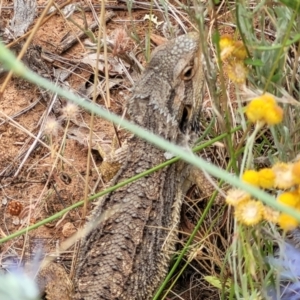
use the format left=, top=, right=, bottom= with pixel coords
left=39, top=32, right=205, bottom=300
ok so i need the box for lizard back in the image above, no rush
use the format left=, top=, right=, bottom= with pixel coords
left=73, top=32, right=204, bottom=300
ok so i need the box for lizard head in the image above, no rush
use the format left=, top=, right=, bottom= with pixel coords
left=128, top=32, right=204, bottom=143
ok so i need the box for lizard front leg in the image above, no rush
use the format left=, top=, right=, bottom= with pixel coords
left=36, top=262, right=72, bottom=300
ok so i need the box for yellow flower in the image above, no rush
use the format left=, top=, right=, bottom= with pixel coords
left=272, top=162, right=295, bottom=189
left=242, top=170, right=259, bottom=186
left=226, top=189, right=251, bottom=206
left=292, top=160, right=300, bottom=184
left=232, top=41, right=247, bottom=60
left=278, top=191, right=300, bottom=207
left=296, top=200, right=300, bottom=211
left=219, top=35, right=235, bottom=60
left=261, top=94, right=276, bottom=105
left=219, top=35, right=234, bottom=50
left=226, top=61, right=248, bottom=84
left=278, top=213, right=299, bottom=231
left=245, top=94, right=283, bottom=126
left=257, top=168, right=275, bottom=189
left=235, top=199, right=264, bottom=226
left=262, top=206, right=279, bottom=223
left=245, top=98, right=267, bottom=123
left=264, top=105, right=283, bottom=125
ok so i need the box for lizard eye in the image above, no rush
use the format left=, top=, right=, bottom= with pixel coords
left=181, top=66, right=195, bottom=80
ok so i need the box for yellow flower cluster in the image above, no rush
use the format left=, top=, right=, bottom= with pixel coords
left=219, top=35, right=247, bottom=61
left=226, top=187, right=279, bottom=226
left=277, top=191, right=300, bottom=231
left=226, top=161, right=300, bottom=230
left=219, top=35, right=248, bottom=84
left=245, top=94, right=283, bottom=126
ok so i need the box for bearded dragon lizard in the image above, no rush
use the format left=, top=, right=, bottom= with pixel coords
left=39, top=32, right=207, bottom=300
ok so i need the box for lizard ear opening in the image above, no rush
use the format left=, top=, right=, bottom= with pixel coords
left=179, top=105, right=192, bottom=133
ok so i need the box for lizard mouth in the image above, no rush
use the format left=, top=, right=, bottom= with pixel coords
left=179, top=105, right=192, bottom=134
